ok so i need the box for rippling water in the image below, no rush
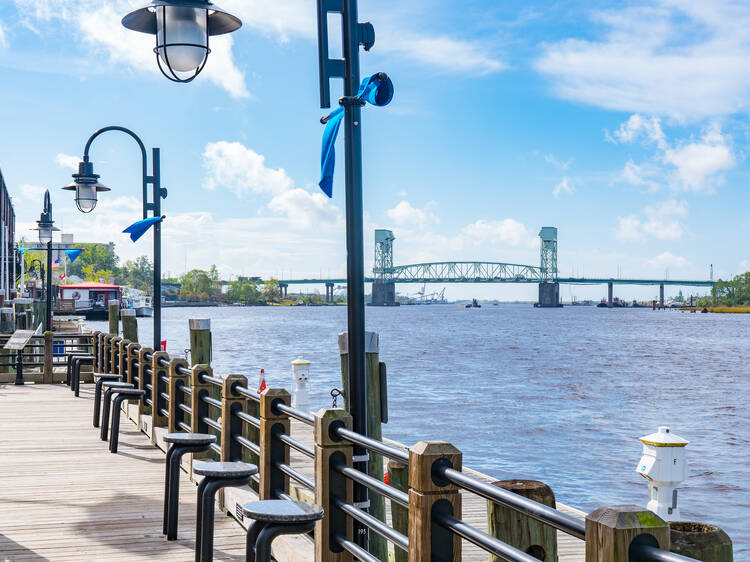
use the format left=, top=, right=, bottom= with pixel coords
left=89, top=304, right=749, bottom=554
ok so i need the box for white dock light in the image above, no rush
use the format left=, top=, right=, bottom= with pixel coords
left=291, top=357, right=311, bottom=412
left=636, top=426, right=689, bottom=521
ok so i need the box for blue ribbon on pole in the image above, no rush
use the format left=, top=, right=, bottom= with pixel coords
left=18, top=248, right=29, bottom=255
left=64, top=249, right=85, bottom=262
left=319, top=72, right=394, bottom=197
left=123, top=216, right=165, bottom=242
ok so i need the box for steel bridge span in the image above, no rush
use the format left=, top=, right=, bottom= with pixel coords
left=274, top=228, right=714, bottom=307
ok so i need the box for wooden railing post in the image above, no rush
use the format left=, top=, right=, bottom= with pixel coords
left=151, top=351, right=170, bottom=440
left=118, top=339, right=130, bottom=380
left=43, top=331, right=53, bottom=384
left=97, top=332, right=106, bottom=373
left=259, top=388, right=290, bottom=500
left=92, top=331, right=100, bottom=371
left=314, top=408, right=353, bottom=562
left=585, top=505, right=669, bottom=561
left=168, top=358, right=190, bottom=433
left=190, top=364, right=213, bottom=460
left=110, top=336, right=122, bottom=376
left=102, top=334, right=113, bottom=373
left=408, top=441, right=462, bottom=562
left=221, top=374, right=247, bottom=463
left=125, top=343, right=142, bottom=408
left=138, top=347, right=154, bottom=420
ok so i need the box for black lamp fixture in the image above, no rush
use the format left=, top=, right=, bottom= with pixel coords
left=33, top=190, right=61, bottom=244
left=122, top=0, right=242, bottom=83
left=61, top=160, right=111, bottom=213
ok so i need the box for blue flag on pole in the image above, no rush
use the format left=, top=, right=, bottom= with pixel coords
left=123, top=216, right=165, bottom=242
left=64, top=249, right=85, bottom=262
left=319, top=72, right=394, bottom=198
left=18, top=248, right=29, bottom=255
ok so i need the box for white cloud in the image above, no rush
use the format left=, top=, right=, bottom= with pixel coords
left=552, top=176, right=573, bottom=198
left=663, top=124, right=735, bottom=192
left=612, top=116, right=736, bottom=193
left=202, top=141, right=293, bottom=197
left=535, top=2, right=750, bottom=119
left=544, top=154, right=571, bottom=170
left=267, top=188, right=342, bottom=230
left=386, top=200, right=438, bottom=230
left=648, top=251, right=690, bottom=270
left=379, top=32, right=506, bottom=75
left=19, top=184, right=47, bottom=201
left=462, top=219, right=536, bottom=248
left=612, top=114, right=666, bottom=149
left=615, top=199, right=688, bottom=243
left=201, top=140, right=341, bottom=228
left=13, top=0, right=248, bottom=98
left=55, top=153, right=79, bottom=171
left=0, top=20, right=8, bottom=48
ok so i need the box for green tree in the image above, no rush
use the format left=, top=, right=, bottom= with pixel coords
left=179, top=266, right=221, bottom=302
left=66, top=243, right=119, bottom=279
left=117, top=256, right=153, bottom=294
left=262, top=278, right=279, bottom=303
left=227, top=277, right=261, bottom=304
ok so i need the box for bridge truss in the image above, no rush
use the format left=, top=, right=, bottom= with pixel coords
left=376, top=261, right=546, bottom=283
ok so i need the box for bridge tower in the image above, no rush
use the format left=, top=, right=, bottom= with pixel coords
left=371, top=229, right=397, bottom=306
left=537, top=227, right=561, bottom=307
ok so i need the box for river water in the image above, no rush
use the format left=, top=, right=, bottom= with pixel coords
left=89, top=304, right=749, bottom=554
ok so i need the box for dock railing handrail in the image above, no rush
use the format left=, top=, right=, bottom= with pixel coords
left=86, top=331, right=701, bottom=562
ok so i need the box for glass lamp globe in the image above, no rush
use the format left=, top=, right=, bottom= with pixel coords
left=75, top=183, right=98, bottom=213
left=156, top=6, right=208, bottom=72
left=38, top=224, right=53, bottom=244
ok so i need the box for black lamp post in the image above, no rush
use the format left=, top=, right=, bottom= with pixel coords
left=62, top=127, right=167, bottom=350
left=32, top=190, right=59, bottom=332
left=122, top=0, right=374, bottom=548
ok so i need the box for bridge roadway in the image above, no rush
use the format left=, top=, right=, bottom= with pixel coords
left=275, top=276, right=715, bottom=286
left=0, top=383, right=587, bottom=561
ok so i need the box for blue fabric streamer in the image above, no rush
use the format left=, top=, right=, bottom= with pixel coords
left=319, top=73, right=394, bottom=197
left=18, top=248, right=28, bottom=255
left=64, top=249, right=84, bottom=262
left=123, top=216, right=164, bottom=242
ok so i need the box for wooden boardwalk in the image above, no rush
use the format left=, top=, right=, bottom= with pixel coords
left=0, top=384, right=585, bottom=561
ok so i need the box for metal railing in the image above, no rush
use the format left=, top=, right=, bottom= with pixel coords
left=85, top=329, right=702, bottom=562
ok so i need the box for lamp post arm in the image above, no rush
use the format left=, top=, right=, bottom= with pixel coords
left=82, top=126, right=150, bottom=220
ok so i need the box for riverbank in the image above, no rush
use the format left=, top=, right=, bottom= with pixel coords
left=680, top=306, right=750, bottom=313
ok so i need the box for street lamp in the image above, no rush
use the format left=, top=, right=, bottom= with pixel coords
left=31, top=190, right=59, bottom=332
left=62, top=126, right=167, bottom=350
left=121, top=0, right=241, bottom=83
left=123, top=0, right=377, bottom=549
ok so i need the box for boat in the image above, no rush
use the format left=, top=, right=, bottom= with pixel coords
left=58, top=282, right=123, bottom=320
left=123, top=287, right=153, bottom=317
left=465, top=298, right=481, bottom=308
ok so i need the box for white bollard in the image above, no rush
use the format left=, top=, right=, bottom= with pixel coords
left=636, top=426, right=689, bottom=521
left=291, top=357, right=311, bottom=412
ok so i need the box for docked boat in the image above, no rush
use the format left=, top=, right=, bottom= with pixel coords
left=465, top=298, right=481, bottom=308
left=123, top=287, right=153, bottom=317
left=58, top=282, right=123, bottom=320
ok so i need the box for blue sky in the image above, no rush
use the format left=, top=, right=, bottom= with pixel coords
left=1, top=0, right=749, bottom=300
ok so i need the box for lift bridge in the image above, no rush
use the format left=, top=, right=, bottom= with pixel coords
left=277, top=227, right=715, bottom=307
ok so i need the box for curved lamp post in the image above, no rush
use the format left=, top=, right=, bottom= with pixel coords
left=122, top=1, right=375, bottom=548
left=31, top=190, right=59, bottom=332
left=122, top=0, right=241, bottom=83
left=62, top=126, right=167, bottom=350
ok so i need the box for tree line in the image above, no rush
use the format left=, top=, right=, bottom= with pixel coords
left=19, top=240, right=333, bottom=305
left=699, top=272, right=750, bottom=307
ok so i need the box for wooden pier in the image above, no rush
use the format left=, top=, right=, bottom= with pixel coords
left=0, top=383, right=587, bottom=561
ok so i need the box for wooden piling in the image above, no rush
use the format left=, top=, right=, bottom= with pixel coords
left=408, top=441, right=462, bottom=562
left=487, top=480, right=557, bottom=561
left=121, top=309, right=138, bottom=342
left=189, top=318, right=211, bottom=366
left=669, top=522, right=733, bottom=561
left=43, top=331, right=53, bottom=384
left=338, top=330, right=387, bottom=561
left=585, top=505, right=669, bottom=562
left=314, top=408, right=353, bottom=562
left=259, top=388, right=291, bottom=500
left=388, top=459, right=409, bottom=562
left=108, top=299, right=119, bottom=336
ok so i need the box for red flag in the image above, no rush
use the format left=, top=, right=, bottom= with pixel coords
left=257, top=369, right=267, bottom=394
